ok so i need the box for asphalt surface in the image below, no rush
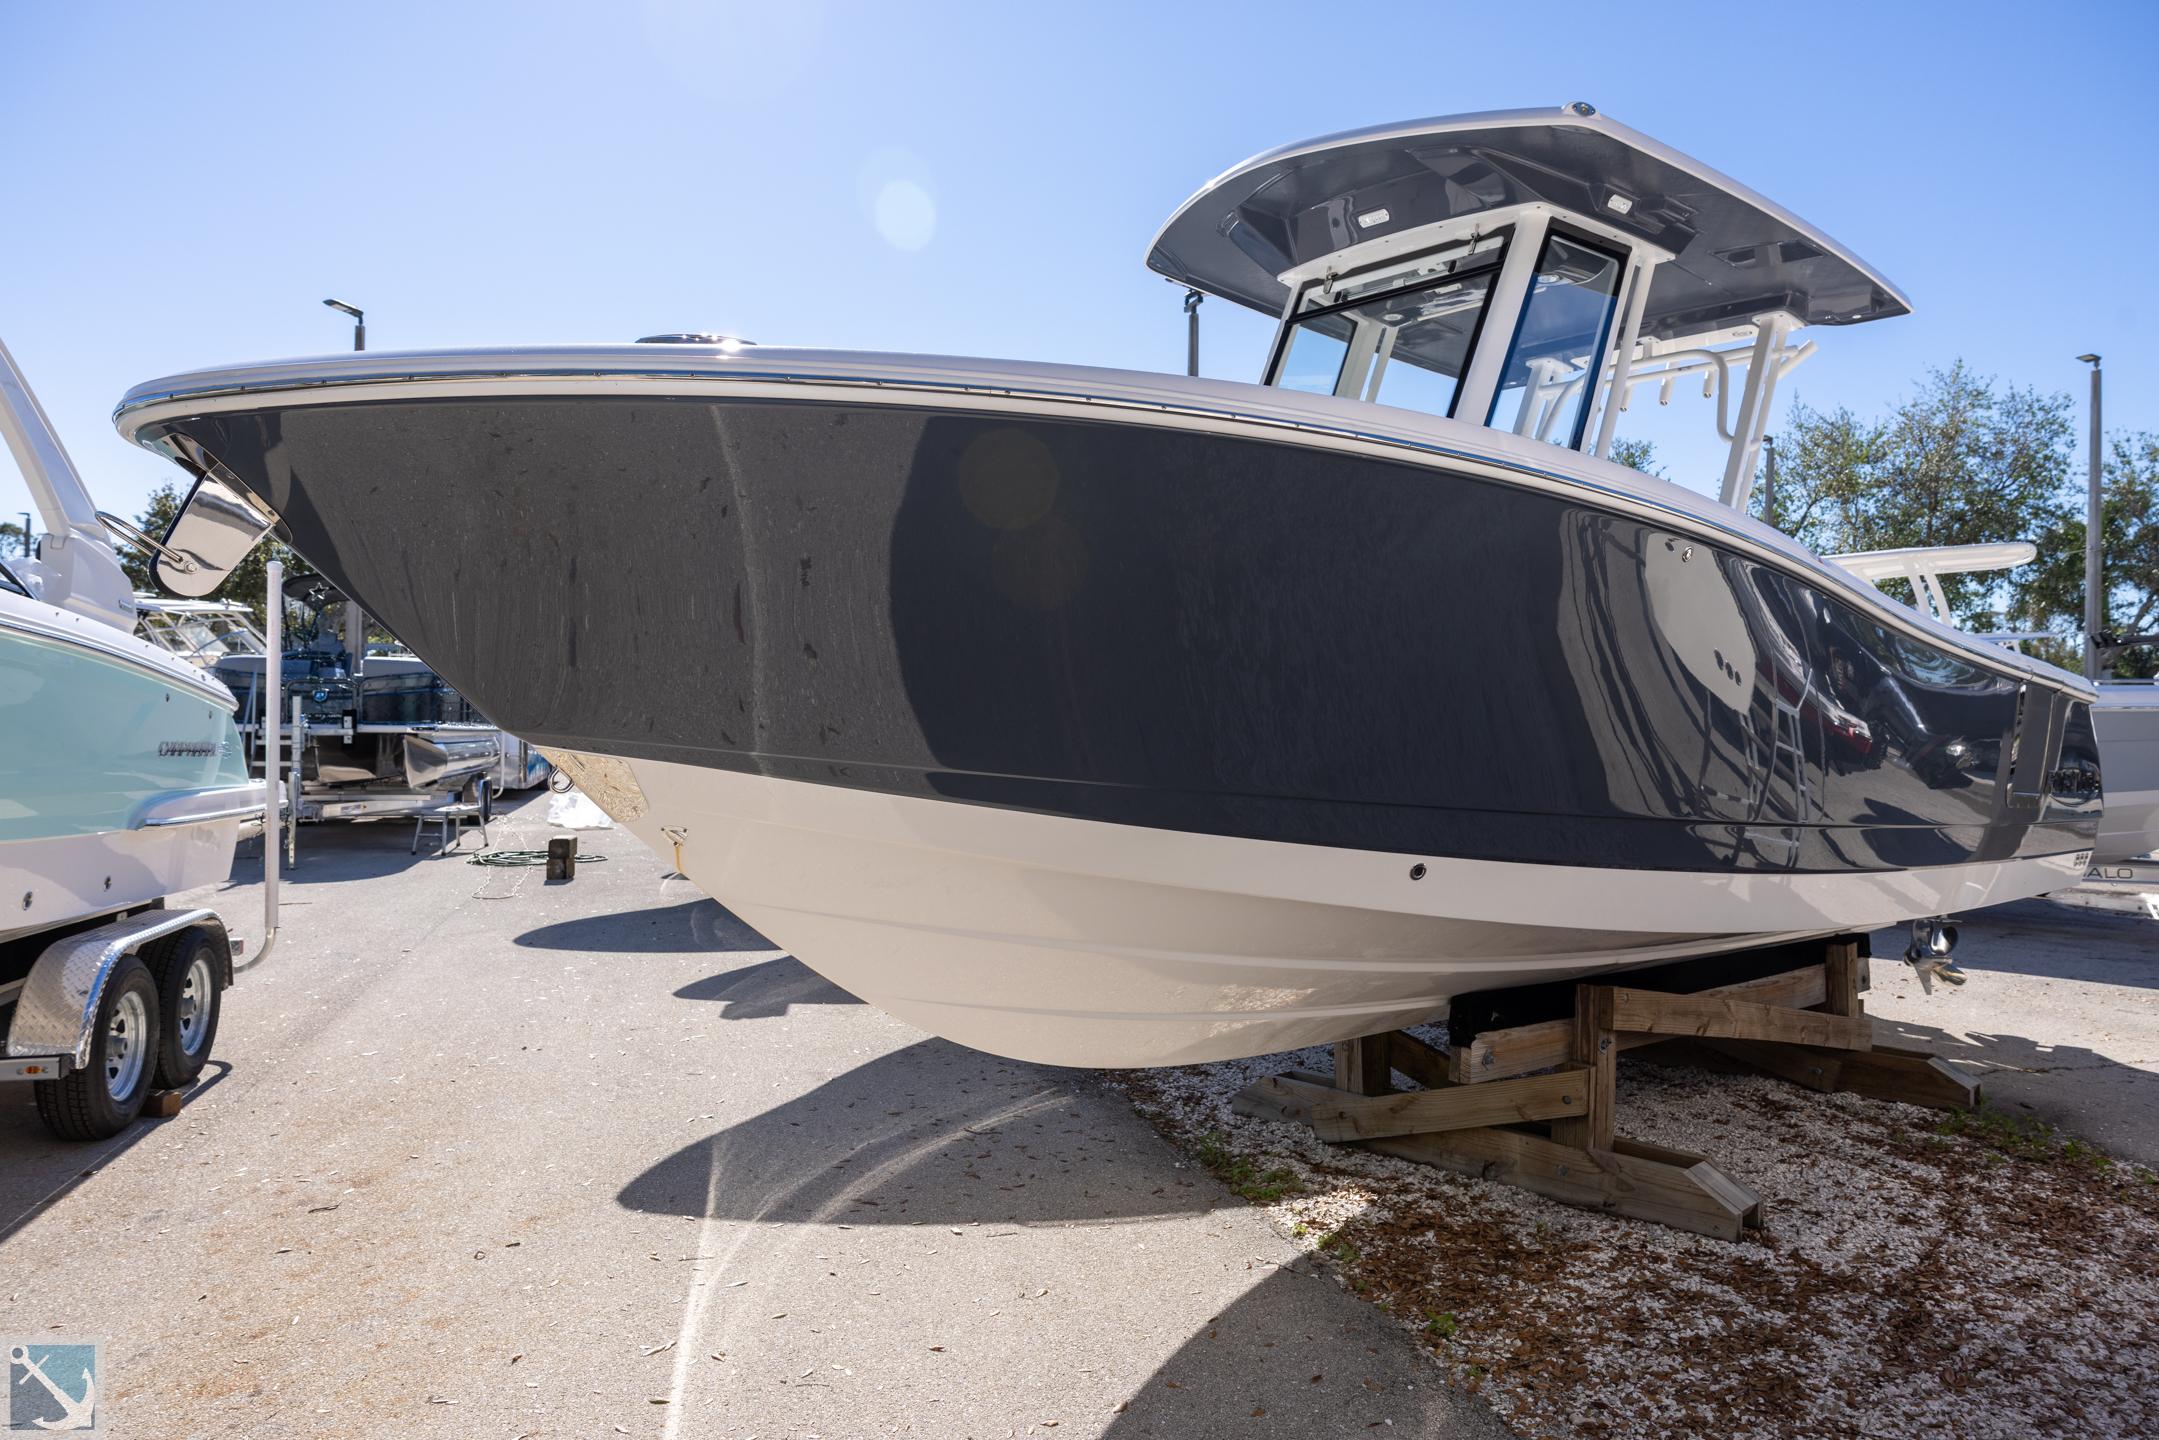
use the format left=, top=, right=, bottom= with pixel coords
left=1866, top=893, right=2159, bottom=1167
left=0, top=796, right=1509, bottom=1440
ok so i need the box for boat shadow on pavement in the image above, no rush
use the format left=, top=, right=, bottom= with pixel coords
left=617, top=1034, right=1217, bottom=1227
left=515, top=895, right=775, bottom=954
left=1092, top=1266, right=1505, bottom=1439
left=518, top=896, right=861, bottom=1018
left=612, top=1032, right=1508, bottom=1436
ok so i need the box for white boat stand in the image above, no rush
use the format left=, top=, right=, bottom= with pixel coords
left=1232, top=934, right=1979, bottom=1241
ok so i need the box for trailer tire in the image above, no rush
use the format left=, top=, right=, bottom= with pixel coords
left=33, top=957, right=161, bottom=1141
left=149, top=928, right=225, bottom=1090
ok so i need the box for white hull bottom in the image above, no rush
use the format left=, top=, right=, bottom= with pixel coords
left=0, top=821, right=242, bottom=946
left=586, top=757, right=2088, bottom=1067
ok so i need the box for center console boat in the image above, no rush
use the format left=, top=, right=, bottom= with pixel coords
left=116, top=105, right=2102, bottom=1066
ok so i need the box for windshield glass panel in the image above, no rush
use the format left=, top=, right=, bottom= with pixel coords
left=1271, top=239, right=1505, bottom=420
left=1486, top=232, right=1625, bottom=448
left=1276, top=317, right=1353, bottom=397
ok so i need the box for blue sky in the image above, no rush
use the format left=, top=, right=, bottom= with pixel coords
left=4, top=0, right=2155, bottom=532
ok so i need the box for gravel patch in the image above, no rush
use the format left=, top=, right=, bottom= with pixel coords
left=1116, top=1034, right=2159, bottom=1440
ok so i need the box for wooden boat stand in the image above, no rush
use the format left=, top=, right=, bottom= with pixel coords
left=1230, top=934, right=1979, bottom=1239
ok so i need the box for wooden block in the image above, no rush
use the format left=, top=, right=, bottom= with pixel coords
left=1231, top=1074, right=1327, bottom=1126
left=1610, top=1137, right=1765, bottom=1227
left=1305, top=1070, right=1586, bottom=1143
left=1705, top=962, right=1832, bottom=1014
left=1824, top=938, right=1864, bottom=1018
left=1829, top=1047, right=1981, bottom=1112
left=1365, top=1126, right=1751, bottom=1241
left=146, top=1089, right=184, bottom=1118
left=1550, top=984, right=1616, bottom=1151
left=1607, top=985, right=1873, bottom=1052
left=545, top=835, right=578, bottom=881
left=1450, top=963, right=1831, bottom=1083
left=1385, top=1030, right=1452, bottom=1091
left=1702, top=1038, right=1844, bottom=1092
left=1333, top=1036, right=1392, bottom=1096
left=1706, top=1038, right=1980, bottom=1113
left=1449, top=1015, right=1573, bottom=1084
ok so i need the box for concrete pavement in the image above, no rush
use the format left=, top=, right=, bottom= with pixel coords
left=1866, top=893, right=2159, bottom=1167
left=0, top=797, right=1507, bottom=1440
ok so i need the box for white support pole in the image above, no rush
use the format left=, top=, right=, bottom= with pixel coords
left=1452, top=211, right=1552, bottom=427
left=1718, top=312, right=1799, bottom=513
left=246, top=558, right=283, bottom=975
left=288, top=698, right=304, bottom=869
left=1591, top=259, right=1652, bottom=458
left=1921, top=572, right=1953, bottom=622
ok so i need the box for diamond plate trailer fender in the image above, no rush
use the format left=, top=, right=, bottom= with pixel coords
left=4, top=908, right=227, bottom=1069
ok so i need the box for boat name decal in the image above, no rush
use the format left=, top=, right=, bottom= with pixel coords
left=158, top=740, right=229, bottom=758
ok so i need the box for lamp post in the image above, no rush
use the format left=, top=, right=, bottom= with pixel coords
left=1761, top=434, right=1777, bottom=529
left=323, top=298, right=365, bottom=352
left=2077, top=354, right=2102, bottom=678
left=1183, top=288, right=1203, bottom=378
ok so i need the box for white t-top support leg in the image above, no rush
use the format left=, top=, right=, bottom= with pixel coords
left=1590, top=259, right=1653, bottom=458
left=1718, top=311, right=1799, bottom=514
left=1452, top=211, right=1552, bottom=427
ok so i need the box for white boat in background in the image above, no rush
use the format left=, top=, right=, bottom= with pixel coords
left=121, top=106, right=2101, bottom=1066
left=1, top=334, right=266, bottom=1138
left=1, top=338, right=256, bottom=944
left=134, top=594, right=268, bottom=668
left=2089, top=685, right=2159, bottom=864
left=137, top=589, right=550, bottom=813
left=1830, top=541, right=2159, bottom=864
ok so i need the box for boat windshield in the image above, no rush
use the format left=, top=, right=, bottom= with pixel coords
left=0, top=556, right=26, bottom=598
left=140, top=608, right=265, bottom=659
left=1485, top=232, right=1626, bottom=448
left=1271, top=238, right=1506, bottom=421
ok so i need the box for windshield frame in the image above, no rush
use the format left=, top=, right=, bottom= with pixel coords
left=1262, top=229, right=1514, bottom=419
left=1480, top=223, right=1630, bottom=451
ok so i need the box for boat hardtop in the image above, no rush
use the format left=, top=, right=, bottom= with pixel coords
left=1148, top=102, right=1909, bottom=337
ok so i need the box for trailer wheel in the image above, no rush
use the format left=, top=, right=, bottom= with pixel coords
left=150, top=929, right=225, bottom=1090
left=33, top=957, right=161, bottom=1141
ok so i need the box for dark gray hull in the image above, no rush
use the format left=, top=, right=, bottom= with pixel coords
left=130, top=390, right=2101, bottom=878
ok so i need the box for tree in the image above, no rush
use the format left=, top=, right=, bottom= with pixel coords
left=1755, top=364, right=2075, bottom=626
left=1754, top=404, right=1883, bottom=553
left=2017, top=432, right=2159, bottom=678
left=1608, top=437, right=1664, bottom=478
left=121, top=480, right=315, bottom=632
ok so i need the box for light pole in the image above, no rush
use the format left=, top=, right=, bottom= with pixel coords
left=2078, top=354, right=2102, bottom=678
left=1184, top=288, right=1203, bottom=378
left=323, top=298, right=365, bottom=352
left=1761, top=434, right=1777, bottom=529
